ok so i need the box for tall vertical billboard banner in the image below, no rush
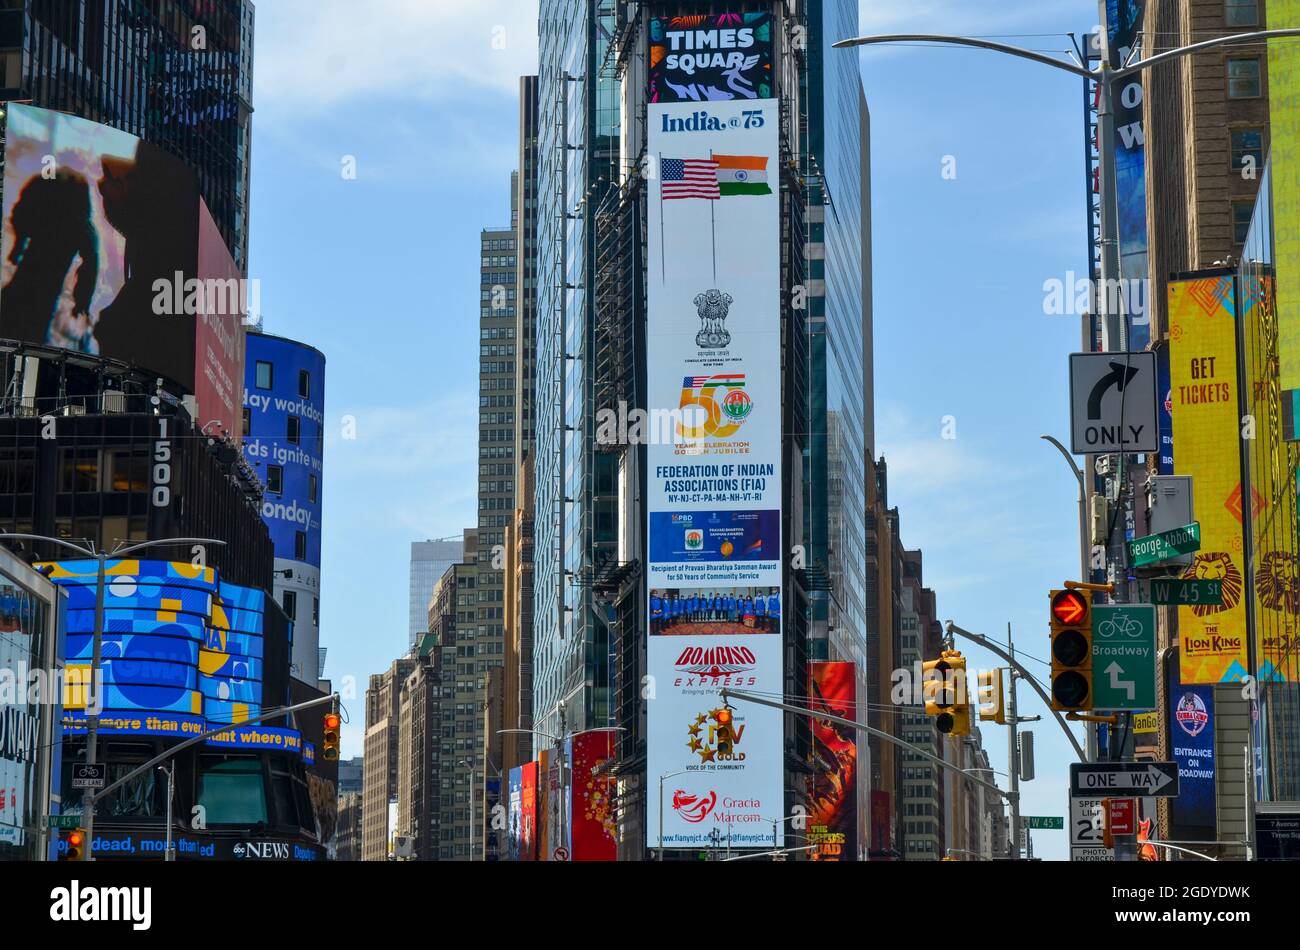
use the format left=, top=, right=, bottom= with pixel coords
left=807, top=662, right=858, bottom=861
left=645, top=16, right=784, bottom=851
left=1168, top=277, right=1250, bottom=684
left=1164, top=669, right=1216, bottom=841
left=1268, top=0, right=1300, bottom=436
left=1241, top=265, right=1300, bottom=683
left=568, top=731, right=617, bottom=860
left=1106, top=0, right=1150, bottom=349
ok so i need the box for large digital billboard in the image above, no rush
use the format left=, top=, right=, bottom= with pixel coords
left=808, top=662, right=858, bottom=861
left=243, top=334, right=326, bottom=571
left=0, top=103, right=244, bottom=428
left=649, top=11, right=774, bottom=103
left=44, top=560, right=272, bottom=735
left=645, top=71, right=784, bottom=852
left=1167, top=277, right=1249, bottom=684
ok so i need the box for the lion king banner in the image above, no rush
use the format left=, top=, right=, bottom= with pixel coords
left=1168, top=277, right=1250, bottom=684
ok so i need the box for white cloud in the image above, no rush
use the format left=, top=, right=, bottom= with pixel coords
left=254, top=0, right=539, bottom=118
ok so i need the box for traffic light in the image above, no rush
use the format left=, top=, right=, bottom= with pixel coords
left=1049, top=588, right=1093, bottom=711
left=977, top=668, right=1006, bottom=724
left=714, top=708, right=734, bottom=757
left=323, top=712, right=341, bottom=761
left=923, top=650, right=970, bottom=736
left=59, top=828, right=85, bottom=861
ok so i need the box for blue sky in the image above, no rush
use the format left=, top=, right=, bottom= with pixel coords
left=249, top=1, right=1099, bottom=860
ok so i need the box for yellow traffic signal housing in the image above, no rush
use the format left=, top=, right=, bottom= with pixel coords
left=947, top=703, right=972, bottom=737
left=60, top=828, right=85, bottom=861
left=923, top=651, right=968, bottom=736
left=1050, top=589, right=1093, bottom=711
left=977, top=668, right=1006, bottom=724
left=715, top=708, right=734, bottom=757
left=323, top=712, right=341, bottom=762
left=922, top=658, right=950, bottom=716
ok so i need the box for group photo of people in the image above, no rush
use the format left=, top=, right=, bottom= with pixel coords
left=649, top=587, right=780, bottom=636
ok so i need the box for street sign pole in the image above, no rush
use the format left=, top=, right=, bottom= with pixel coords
left=1007, top=623, right=1021, bottom=860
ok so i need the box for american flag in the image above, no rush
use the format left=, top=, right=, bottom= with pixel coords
left=661, top=157, right=720, bottom=200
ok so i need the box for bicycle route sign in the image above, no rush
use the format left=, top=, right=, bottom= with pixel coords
left=1091, top=604, right=1156, bottom=710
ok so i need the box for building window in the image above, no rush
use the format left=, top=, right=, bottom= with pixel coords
left=1233, top=200, right=1255, bottom=244
left=313, top=597, right=320, bottom=627
left=1227, top=58, right=1262, bottom=98
left=58, top=449, right=100, bottom=493
left=287, top=415, right=301, bottom=445
left=298, top=370, right=311, bottom=398
left=309, top=474, right=318, bottom=504
left=1230, top=128, right=1264, bottom=175
left=295, top=531, right=307, bottom=561
left=267, top=464, right=283, bottom=494
left=1226, top=0, right=1260, bottom=26
left=283, top=590, right=297, bottom=620
left=198, top=757, right=268, bottom=826
left=255, top=361, right=273, bottom=390
left=242, top=407, right=251, bottom=437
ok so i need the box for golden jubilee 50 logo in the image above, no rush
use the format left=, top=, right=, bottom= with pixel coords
left=677, top=374, right=752, bottom=439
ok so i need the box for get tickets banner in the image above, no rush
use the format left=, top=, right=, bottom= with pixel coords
left=1168, top=277, right=1249, bottom=684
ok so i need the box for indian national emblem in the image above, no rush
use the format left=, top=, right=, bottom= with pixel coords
left=694, top=289, right=733, bottom=350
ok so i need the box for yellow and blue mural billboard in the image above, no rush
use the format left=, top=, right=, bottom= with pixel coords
left=41, top=560, right=271, bottom=738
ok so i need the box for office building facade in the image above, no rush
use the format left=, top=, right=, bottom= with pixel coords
left=409, top=538, right=463, bottom=647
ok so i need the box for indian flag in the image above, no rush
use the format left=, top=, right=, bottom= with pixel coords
left=714, top=154, right=772, bottom=196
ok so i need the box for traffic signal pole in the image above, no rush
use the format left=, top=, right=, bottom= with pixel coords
left=1007, top=624, right=1021, bottom=859
left=947, top=621, right=1087, bottom=762
left=719, top=688, right=1007, bottom=801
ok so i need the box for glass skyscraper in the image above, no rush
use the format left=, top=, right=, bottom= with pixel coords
left=532, top=2, right=872, bottom=850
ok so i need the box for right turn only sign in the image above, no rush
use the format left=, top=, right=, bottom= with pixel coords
left=1069, top=352, right=1158, bottom=454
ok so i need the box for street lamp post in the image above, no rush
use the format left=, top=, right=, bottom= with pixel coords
left=158, top=762, right=176, bottom=862
left=0, top=533, right=226, bottom=861
left=657, top=769, right=690, bottom=861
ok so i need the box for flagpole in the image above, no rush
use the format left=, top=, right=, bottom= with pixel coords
left=659, top=151, right=666, bottom=283
left=709, top=149, right=717, bottom=282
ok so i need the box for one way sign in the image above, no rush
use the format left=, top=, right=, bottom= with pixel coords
left=1070, top=762, right=1179, bottom=798
left=1069, top=352, right=1158, bottom=455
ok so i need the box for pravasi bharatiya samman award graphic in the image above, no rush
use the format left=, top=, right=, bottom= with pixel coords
left=1168, top=277, right=1251, bottom=684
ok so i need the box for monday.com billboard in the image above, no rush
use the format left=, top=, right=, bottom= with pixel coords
left=244, top=334, right=326, bottom=570
left=645, top=88, right=784, bottom=850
